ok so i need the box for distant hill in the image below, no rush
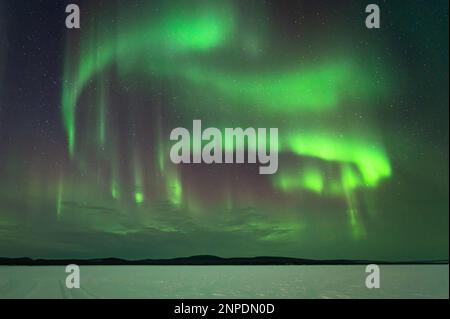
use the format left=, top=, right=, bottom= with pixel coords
left=0, top=255, right=448, bottom=266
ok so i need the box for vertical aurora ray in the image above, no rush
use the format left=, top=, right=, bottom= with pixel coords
left=111, top=159, right=121, bottom=201
left=56, top=176, right=64, bottom=220
left=341, top=165, right=366, bottom=239
left=111, top=177, right=120, bottom=200
left=156, top=113, right=166, bottom=175
left=61, top=45, right=77, bottom=157
left=97, top=76, right=107, bottom=148
left=167, top=172, right=183, bottom=207
left=133, top=151, right=145, bottom=205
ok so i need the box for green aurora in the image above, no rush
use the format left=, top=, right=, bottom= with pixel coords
left=0, top=0, right=448, bottom=261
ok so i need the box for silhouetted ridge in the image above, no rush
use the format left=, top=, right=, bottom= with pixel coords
left=0, top=256, right=447, bottom=266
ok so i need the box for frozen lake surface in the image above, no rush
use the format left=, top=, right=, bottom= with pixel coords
left=0, top=265, right=448, bottom=299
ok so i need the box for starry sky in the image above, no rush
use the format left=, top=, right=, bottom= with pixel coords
left=0, top=0, right=448, bottom=261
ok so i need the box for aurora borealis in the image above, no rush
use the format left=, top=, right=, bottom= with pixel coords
left=0, top=0, right=448, bottom=261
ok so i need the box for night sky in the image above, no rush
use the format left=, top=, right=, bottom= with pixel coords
left=0, top=0, right=448, bottom=261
